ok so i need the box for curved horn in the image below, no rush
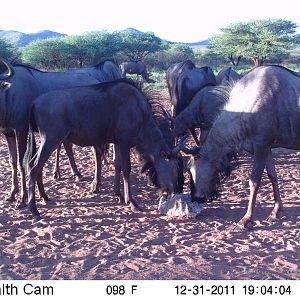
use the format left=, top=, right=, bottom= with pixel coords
left=0, top=58, right=15, bottom=80
left=179, top=145, right=200, bottom=155
left=171, top=134, right=189, bottom=156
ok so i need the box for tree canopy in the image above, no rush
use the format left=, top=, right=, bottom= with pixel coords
left=22, top=31, right=121, bottom=69
left=21, top=30, right=166, bottom=70
left=118, top=31, right=167, bottom=60
left=0, top=38, right=19, bottom=61
left=209, top=19, right=299, bottom=66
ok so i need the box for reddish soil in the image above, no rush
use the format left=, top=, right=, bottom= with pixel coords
left=0, top=90, right=299, bottom=279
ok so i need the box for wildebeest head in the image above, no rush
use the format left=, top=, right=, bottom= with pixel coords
left=174, top=139, right=222, bottom=203
left=188, top=153, right=219, bottom=203
left=141, top=147, right=182, bottom=197
left=155, top=150, right=180, bottom=196
left=187, top=149, right=234, bottom=203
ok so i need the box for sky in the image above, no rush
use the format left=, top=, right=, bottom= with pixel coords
left=1, top=0, right=300, bottom=43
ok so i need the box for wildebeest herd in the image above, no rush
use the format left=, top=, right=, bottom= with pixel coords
left=0, top=57, right=299, bottom=231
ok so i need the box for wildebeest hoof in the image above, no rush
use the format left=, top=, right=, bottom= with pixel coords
left=74, top=174, right=83, bottom=182
left=40, top=194, right=50, bottom=203
left=233, top=223, right=245, bottom=232
left=266, top=214, right=280, bottom=223
left=33, top=215, right=42, bottom=223
left=233, top=220, right=255, bottom=232
left=15, top=202, right=27, bottom=210
left=130, top=202, right=143, bottom=213
left=115, top=195, right=125, bottom=204
left=45, top=199, right=56, bottom=207
left=91, top=183, right=100, bottom=194
left=53, top=172, right=61, bottom=180
left=5, top=196, right=16, bottom=202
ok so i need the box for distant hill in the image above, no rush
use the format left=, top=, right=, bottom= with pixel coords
left=121, top=27, right=208, bottom=47
left=0, top=30, right=66, bottom=47
left=185, top=40, right=209, bottom=47
left=0, top=28, right=208, bottom=48
left=121, top=28, right=145, bottom=35
left=174, top=40, right=209, bottom=48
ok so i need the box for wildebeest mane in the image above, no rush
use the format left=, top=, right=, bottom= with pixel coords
left=135, top=86, right=171, bottom=156
left=208, top=84, right=233, bottom=105
left=143, top=87, right=174, bottom=146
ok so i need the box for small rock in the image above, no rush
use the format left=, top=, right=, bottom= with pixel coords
left=158, top=193, right=204, bottom=218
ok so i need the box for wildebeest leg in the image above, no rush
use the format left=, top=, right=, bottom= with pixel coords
left=28, top=140, right=58, bottom=220
left=111, top=144, right=116, bottom=162
left=235, top=145, right=269, bottom=230
left=113, top=145, right=124, bottom=204
left=119, top=143, right=141, bottom=212
left=265, top=151, right=283, bottom=221
left=63, top=142, right=82, bottom=181
left=90, top=146, right=103, bottom=194
left=4, top=134, right=19, bottom=202
left=52, top=143, right=62, bottom=179
left=15, top=130, right=29, bottom=209
left=36, top=166, right=50, bottom=202
left=189, top=128, right=200, bottom=146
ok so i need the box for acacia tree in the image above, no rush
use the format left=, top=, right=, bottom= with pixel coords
left=64, top=31, right=121, bottom=67
left=22, top=38, right=69, bottom=69
left=0, top=38, right=19, bottom=61
left=145, top=44, right=194, bottom=70
left=209, top=19, right=299, bottom=66
left=118, top=31, right=166, bottom=61
left=22, top=31, right=121, bottom=69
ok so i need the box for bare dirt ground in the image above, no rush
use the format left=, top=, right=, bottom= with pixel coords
left=0, top=90, right=299, bottom=280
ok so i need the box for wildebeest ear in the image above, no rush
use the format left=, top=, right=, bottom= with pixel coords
left=0, top=81, right=11, bottom=89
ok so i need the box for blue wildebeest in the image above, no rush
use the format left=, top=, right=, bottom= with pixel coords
left=166, top=60, right=216, bottom=118
left=179, top=65, right=300, bottom=230
left=0, top=58, right=121, bottom=206
left=166, top=60, right=195, bottom=105
left=120, top=60, right=155, bottom=83
left=173, top=67, right=241, bottom=145
left=26, top=79, right=179, bottom=220
left=215, top=67, right=241, bottom=86
left=101, top=88, right=184, bottom=204
left=166, top=60, right=216, bottom=145
left=52, top=60, right=122, bottom=184
left=67, top=60, right=122, bottom=82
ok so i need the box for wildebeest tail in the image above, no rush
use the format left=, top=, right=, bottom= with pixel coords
left=23, top=109, right=37, bottom=172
